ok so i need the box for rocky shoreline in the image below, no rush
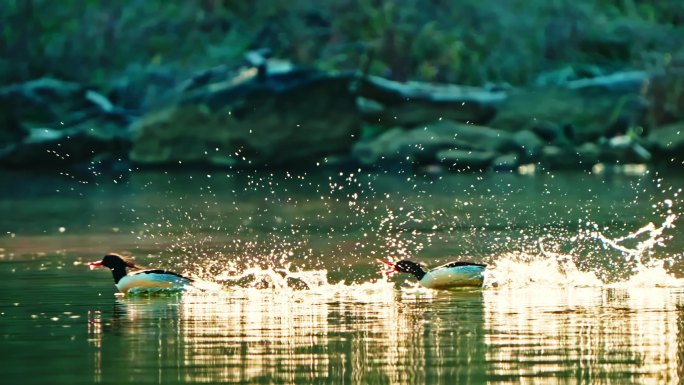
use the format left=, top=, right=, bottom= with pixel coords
left=1, top=57, right=683, bottom=174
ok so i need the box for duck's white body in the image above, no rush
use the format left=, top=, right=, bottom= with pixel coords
left=384, top=260, right=486, bottom=289
left=89, top=254, right=192, bottom=294
left=419, top=263, right=486, bottom=289
left=116, top=270, right=191, bottom=293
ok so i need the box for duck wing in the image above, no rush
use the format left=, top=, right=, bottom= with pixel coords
left=432, top=261, right=486, bottom=271
left=133, top=269, right=193, bottom=282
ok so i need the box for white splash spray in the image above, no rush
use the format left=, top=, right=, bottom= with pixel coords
left=484, top=201, right=682, bottom=289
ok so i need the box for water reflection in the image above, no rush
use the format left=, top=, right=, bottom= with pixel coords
left=484, top=288, right=683, bottom=384
left=84, top=286, right=684, bottom=384
left=86, top=287, right=487, bottom=384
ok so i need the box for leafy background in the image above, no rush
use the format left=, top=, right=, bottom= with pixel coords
left=3, top=0, right=683, bottom=88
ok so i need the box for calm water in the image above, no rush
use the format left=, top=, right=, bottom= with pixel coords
left=1, top=168, right=684, bottom=384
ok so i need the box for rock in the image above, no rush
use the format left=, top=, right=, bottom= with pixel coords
left=534, top=65, right=604, bottom=87
left=539, top=146, right=569, bottom=169
left=417, top=164, right=448, bottom=175
left=539, top=144, right=600, bottom=170
left=0, top=112, right=26, bottom=146
left=106, top=64, right=178, bottom=111
left=436, top=149, right=497, bottom=171
left=511, top=130, right=544, bottom=161
left=529, top=121, right=564, bottom=144
left=0, top=77, right=88, bottom=128
left=0, top=77, right=133, bottom=130
left=575, top=143, right=602, bottom=168
left=358, top=76, right=506, bottom=127
left=566, top=71, right=648, bottom=92
left=356, top=97, right=384, bottom=121
left=599, top=136, right=652, bottom=164
left=534, top=66, right=581, bottom=87
left=422, top=120, right=515, bottom=152
left=0, top=121, right=130, bottom=168
left=489, top=72, right=650, bottom=142
left=130, top=69, right=360, bottom=167
left=646, top=65, right=684, bottom=126
left=648, top=122, right=684, bottom=160
left=351, top=128, right=408, bottom=166
left=85, top=90, right=115, bottom=113
left=492, top=153, right=520, bottom=172
left=243, top=48, right=272, bottom=80
left=351, top=126, right=456, bottom=167
left=179, top=65, right=231, bottom=93
left=0, top=78, right=135, bottom=169
left=177, top=59, right=295, bottom=95
left=350, top=120, right=514, bottom=167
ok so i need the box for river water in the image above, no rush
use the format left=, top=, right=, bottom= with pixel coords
left=1, top=168, right=683, bottom=384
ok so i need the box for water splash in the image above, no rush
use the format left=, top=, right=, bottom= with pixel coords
left=580, top=207, right=676, bottom=267
left=86, top=167, right=683, bottom=294
left=484, top=252, right=603, bottom=288
left=188, top=264, right=398, bottom=303
left=215, top=264, right=330, bottom=290
left=612, top=260, right=684, bottom=288
left=484, top=204, right=683, bottom=289
left=150, top=200, right=683, bottom=296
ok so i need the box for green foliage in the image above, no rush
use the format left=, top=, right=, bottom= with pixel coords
left=1, top=0, right=683, bottom=89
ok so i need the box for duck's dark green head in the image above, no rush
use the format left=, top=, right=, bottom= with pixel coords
left=383, top=259, right=426, bottom=280
left=89, top=253, right=137, bottom=270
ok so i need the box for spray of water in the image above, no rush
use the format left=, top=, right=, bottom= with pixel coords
left=484, top=207, right=682, bottom=289
left=76, top=158, right=682, bottom=295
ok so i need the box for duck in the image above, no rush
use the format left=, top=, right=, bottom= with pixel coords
left=381, top=259, right=486, bottom=289
left=88, top=253, right=192, bottom=293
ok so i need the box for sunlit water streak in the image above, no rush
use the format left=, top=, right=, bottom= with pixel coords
left=483, top=287, right=683, bottom=385
left=77, top=281, right=684, bottom=384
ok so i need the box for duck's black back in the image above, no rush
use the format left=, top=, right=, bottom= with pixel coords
left=434, top=261, right=487, bottom=270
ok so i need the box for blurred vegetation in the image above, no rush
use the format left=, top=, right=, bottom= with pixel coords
left=1, top=0, right=684, bottom=89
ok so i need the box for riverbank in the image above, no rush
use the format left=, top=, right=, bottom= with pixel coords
left=1, top=1, right=684, bottom=173
left=1, top=59, right=683, bottom=174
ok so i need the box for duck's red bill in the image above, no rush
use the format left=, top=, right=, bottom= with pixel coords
left=378, top=260, right=396, bottom=275
left=88, top=261, right=103, bottom=270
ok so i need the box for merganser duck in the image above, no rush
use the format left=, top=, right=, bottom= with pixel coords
left=88, top=253, right=192, bottom=293
left=382, top=259, right=486, bottom=289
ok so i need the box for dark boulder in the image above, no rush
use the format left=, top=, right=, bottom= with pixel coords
left=490, top=71, right=651, bottom=142
left=436, top=149, right=497, bottom=171
left=492, top=153, right=521, bottom=172
left=351, top=120, right=514, bottom=167
left=351, top=126, right=460, bottom=167
left=357, top=76, right=506, bottom=127
left=538, top=143, right=600, bottom=170
left=646, top=64, right=684, bottom=127
left=649, top=121, right=684, bottom=162
left=511, top=130, right=545, bottom=161
left=130, top=69, right=361, bottom=168
left=0, top=121, right=131, bottom=168
left=0, top=77, right=87, bottom=128
left=0, top=77, right=134, bottom=169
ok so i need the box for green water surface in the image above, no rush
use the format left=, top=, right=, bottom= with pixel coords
left=1, top=168, right=683, bottom=384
